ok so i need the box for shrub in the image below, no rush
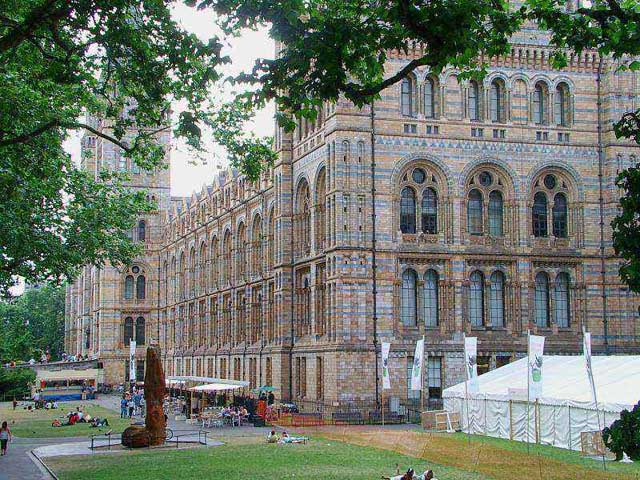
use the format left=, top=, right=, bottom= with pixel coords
left=602, top=401, right=640, bottom=461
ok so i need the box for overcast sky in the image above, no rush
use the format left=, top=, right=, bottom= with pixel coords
left=66, top=4, right=275, bottom=197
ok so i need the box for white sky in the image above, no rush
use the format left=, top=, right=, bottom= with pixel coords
left=65, top=4, right=275, bottom=197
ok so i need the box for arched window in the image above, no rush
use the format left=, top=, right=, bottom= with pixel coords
left=467, top=189, right=483, bottom=235
left=421, top=188, right=438, bottom=234
left=401, top=269, right=418, bottom=326
left=554, top=273, right=570, bottom=327
left=267, top=209, right=275, bottom=270
left=534, top=272, right=550, bottom=327
left=490, top=80, right=505, bottom=122
left=400, top=187, right=416, bottom=234
left=423, top=270, right=439, bottom=327
left=424, top=78, right=435, bottom=118
left=252, top=216, right=263, bottom=276
left=488, top=190, right=504, bottom=236
left=554, top=83, right=569, bottom=126
left=124, top=275, right=134, bottom=300
left=489, top=271, right=505, bottom=327
left=315, top=168, right=327, bottom=251
left=295, top=180, right=311, bottom=257
left=135, top=316, right=146, bottom=345
left=533, top=82, right=546, bottom=125
left=210, top=238, right=218, bottom=288
left=552, top=193, right=568, bottom=238
left=532, top=192, right=548, bottom=237
left=469, top=271, right=484, bottom=326
left=468, top=81, right=480, bottom=121
left=136, top=275, right=145, bottom=300
left=401, top=77, right=413, bottom=116
left=137, top=220, right=146, bottom=242
left=124, top=317, right=134, bottom=345
left=222, top=231, right=232, bottom=285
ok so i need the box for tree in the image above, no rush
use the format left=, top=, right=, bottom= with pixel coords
left=0, top=284, right=66, bottom=362
left=603, top=400, right=640, bottom=461
left=0, top=0, right=273, bottom=294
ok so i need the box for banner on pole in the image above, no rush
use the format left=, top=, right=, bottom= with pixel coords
left=411, top=338, right=424, bottom=391
left=381, top=342, right=391, bottom=390
left=583, top=332, right=597, bottom=404
left=528, top=334, right=545, bottom=400
left=129, top=341, right=137, bottom=382
left=464, top=337, right=479, bottom=393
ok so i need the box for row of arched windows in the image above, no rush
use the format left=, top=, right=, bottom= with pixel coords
left=400, top=75, right=571, bottom=127
left=399, top=167, right=570, bottom=239
left=400, top=269, right=571, bottom=328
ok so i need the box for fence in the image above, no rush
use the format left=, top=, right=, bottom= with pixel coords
left=272, top=396, right=443, bottom=427
left=90, top=429, right=209, bottom=450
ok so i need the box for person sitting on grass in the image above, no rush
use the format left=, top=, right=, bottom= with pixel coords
left=51, top=419, right=62, bottom=427
left=382, top=469, right=436, bottom=480
left=266, top=430, right=279, bottom=443
left=89, top=417, right=110, bottom=428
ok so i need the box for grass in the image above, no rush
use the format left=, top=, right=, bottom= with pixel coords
left=45, top=437, right=487, bottom=480
left=298, top=426, right=640, bottom=480
left=0, top=402, right=134, bottom=438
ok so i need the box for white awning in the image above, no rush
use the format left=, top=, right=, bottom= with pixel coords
left=188, top=382, right=246, bottom=392
left=166, top=376, right=249, bottom=388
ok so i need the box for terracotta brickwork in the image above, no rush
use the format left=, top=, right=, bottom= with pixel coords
left=66, top=30, right=640, bottom=406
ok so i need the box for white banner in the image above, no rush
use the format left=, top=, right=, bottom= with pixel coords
left=410, top=338, right=424, bottom=391
left=129, top=341, right=137, bottom=382
left=528, top=334, right=545, bottom=400
left=381, top=342, right=391, bottom=390
left=464, top=336, right=479, bottom=393
left=583, top=332, right=597, bottom=404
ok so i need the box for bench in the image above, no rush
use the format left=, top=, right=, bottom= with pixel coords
left=368, top=411, right=405, bottom=424
left=332, top=411, right=364, bottom=425
left=291, top=412, right=323, bottom=426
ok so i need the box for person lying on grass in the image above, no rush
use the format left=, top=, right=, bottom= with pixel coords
left=277, top=431, right=308, bottom=444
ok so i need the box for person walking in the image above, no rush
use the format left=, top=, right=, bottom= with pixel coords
left=0, top=421, right=12, bottom=456
left=120, top=396, right=128, bottom=418
left=127, top=398, right=135, bottom=418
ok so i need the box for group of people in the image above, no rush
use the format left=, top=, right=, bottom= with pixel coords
left=219, top=405, right=249, bottom=425
left=382, top=468, right=438, bottom=480
left=120, top=389, right=145, bottom=418
left=266, top=430, right=308, bottom=444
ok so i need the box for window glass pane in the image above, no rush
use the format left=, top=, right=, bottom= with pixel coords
left=533, top=85, right=544, bottom=124
left=490, top=82, right=501, bottom=122
left=401, top=78, right=413, bottom=116
left=124, top=317, right=134, bottom=345
left=136, top=317, right=146, bottom=345
left=488, top=190, right=503, bottom=236
left=554, top=273, right=570, bottom=328
left=427, top=357, right=442, bottom=399
left=138, top=220, right=146, bottom=242
left=533, top=192, right=548, bottom=237
left=423, top=270, right=439, bottom=327
left=400, top=187, right=416, bottom=233
left=535, top=272, right=550, bottom=327
left=469, top=271, right=484, bottom=326
left=124, top=276, right=134, bottom=300
left=489, top=271, right=505, bottom=327
left=467, top=189, right=483, bottom=235
left=421, top=188, right=438, bottom=234
left=555, top=86, right=566, bottom=126
left=469, top=82, right=479, bottom=120
left=136, top=275, right=145, bottom=300
left=401, top=270, right=418, bottom=326
left=425, top=78, right=434, bottom=118
left=552, top=193, right=568, bottom=238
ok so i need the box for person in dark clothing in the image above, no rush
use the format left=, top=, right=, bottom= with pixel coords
left=267, top=392, right=275, bottom=405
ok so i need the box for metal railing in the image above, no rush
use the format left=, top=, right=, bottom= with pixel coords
left=90, top=429, right=209, bottom=450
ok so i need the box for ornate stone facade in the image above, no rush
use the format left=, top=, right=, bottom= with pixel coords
left=66, top=28, right=640, bottom=406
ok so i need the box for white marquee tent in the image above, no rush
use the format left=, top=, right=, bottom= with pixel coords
left=443, top=355, right=640, bottom=450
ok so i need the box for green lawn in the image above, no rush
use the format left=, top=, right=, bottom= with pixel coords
left=46, top=439, right=487, bottom=480
left=0, top=402, right=134, bottom=438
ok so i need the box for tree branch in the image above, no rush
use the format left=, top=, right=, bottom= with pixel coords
left=0, top=120, right=61, bottom=147
left=0, top=0, right=71, bottom=53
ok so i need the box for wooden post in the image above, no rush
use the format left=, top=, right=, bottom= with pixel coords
left=381, top=387, right=385, bottom=426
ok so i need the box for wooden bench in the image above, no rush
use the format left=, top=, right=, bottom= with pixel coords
left=368, top=411, right=405, bottom=424
left=332, top=411, right=364, bottom=425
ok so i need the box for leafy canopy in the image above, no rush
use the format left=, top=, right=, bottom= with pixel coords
left=0, top=0, right=273, bottom=293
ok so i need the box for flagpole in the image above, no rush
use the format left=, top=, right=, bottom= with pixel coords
left=463, top=333, right=471, bottom=446
left=421, top=335, right=425, bottom=415
left=584, top=328, right=606, bottom=471
left=526, top=329, right=531, bottom=455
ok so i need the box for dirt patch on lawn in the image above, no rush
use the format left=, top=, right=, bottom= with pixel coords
left=294, top=426, right=634, bottom=480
